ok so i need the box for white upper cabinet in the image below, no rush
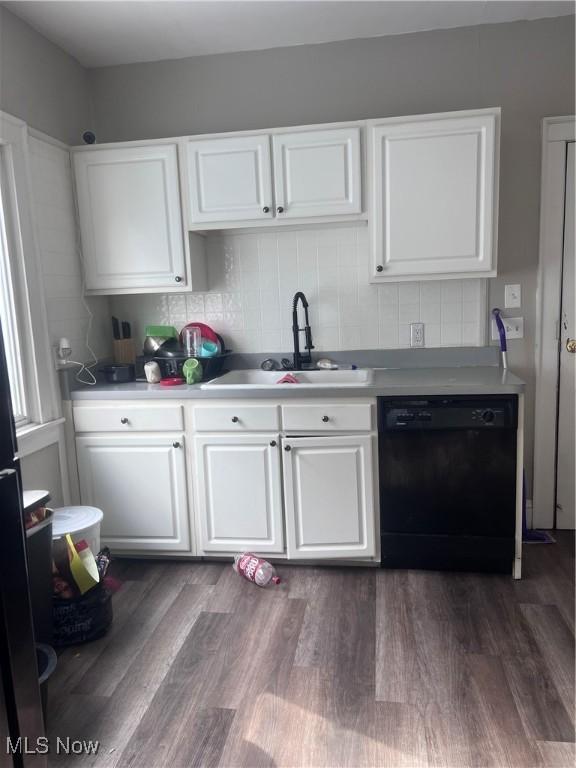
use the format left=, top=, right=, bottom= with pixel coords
left=369, top=108, right=499, bottom=281
left=186, top=126, right=362, bottom=226
left=272, top=127, right=361, bottom=219
left=73, top=143, right=191, bottom=293
left=186, top=134, right=273, bottom=224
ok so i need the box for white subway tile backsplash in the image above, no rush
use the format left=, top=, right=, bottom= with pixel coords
left=441, top=281, right=463, bottom=304
left=420, top=281, right=443, bottom=303
left=425, top=323, right=442, bottom=346
left=462, top=322, right=483, bottom=346
left=399, top=283, right=420, bottom=304
left=378, top=283, right=399, bottom=305
left=398, top=303, right=420, bottom=325
left=441, top=323, right=463, bottom=346
left=340, top=326, right=362, bottom=349
left=112, top=226, right=487, bottom=354
left=379, top=322, right=400, bottom=348
left=186, top=293, right=205, bottom=315
left=261, top=329, right=282, bottom=352
left=420, top=302, right=442, bottom=323
left=399, top=324, right=413, bottom=347
left=204, top=293, right=223, bottom=313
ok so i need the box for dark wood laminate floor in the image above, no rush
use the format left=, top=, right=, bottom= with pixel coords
left=47, top=534, right=575, bottom=768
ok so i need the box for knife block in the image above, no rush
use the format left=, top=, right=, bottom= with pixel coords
left=113, top=339, right=136, bottom=365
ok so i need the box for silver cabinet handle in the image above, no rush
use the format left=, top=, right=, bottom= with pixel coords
left=270, top=440, right=277, bottom=447
left=231, top=416, right=239, bottom=423
left=120, top=417, right=129, bottom=425
left=322, top=415, right=330, bottom=423
left=284, top=445, right=291, bottom=452
left=173, top=441, right=181, bottom=449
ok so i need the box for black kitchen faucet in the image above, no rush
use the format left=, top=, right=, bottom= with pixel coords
left=292, top=291, right=314, bottom=370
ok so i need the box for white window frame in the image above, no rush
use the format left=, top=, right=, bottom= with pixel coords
left=0, top=111, right=60, bottom=440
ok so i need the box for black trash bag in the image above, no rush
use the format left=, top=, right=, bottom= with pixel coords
left=53, top=583, right=113, bottom=646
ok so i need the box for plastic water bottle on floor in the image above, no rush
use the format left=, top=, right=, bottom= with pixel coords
left=233, top=553, right=281, bottom=587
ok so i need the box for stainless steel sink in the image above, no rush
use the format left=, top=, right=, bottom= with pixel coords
left=201, top=368, right=374, bottom=389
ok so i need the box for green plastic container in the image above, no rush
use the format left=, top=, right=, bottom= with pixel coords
left=144, top=325, right=177, bottom=338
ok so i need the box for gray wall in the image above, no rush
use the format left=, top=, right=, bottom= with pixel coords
left=0, top=6, right=92, bottom=145
left=89, top=15, right=575, bottom=494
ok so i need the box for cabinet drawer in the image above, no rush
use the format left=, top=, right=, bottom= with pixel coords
left=282, top=403, right=373, bottom=432
left=194, top=405, right=279, bottom=432
left=73, top=404, right=184, bottom=432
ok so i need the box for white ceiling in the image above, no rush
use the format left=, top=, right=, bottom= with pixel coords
left=5, top=0, right=575, bottom=68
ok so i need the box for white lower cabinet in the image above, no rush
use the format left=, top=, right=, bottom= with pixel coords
left=76, top=434, right=190, bottom=553
left=73, top=398, right=378, bottom=561
left=282, top=434, right=376, bottom=559
left=194, top=433, right=284, bottom=553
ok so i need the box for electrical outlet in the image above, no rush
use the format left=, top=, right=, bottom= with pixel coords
left=410, top=322, right=425, bottom=347
left=491, top=316, right=524, bottom=340
left=504, top=284, right=522, bottom=309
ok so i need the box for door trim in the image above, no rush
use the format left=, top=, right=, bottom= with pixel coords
left=533, top=116, right=575, bottom=528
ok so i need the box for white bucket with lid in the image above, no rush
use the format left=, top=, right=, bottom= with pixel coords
left=51, top=506, right=104, bottom=555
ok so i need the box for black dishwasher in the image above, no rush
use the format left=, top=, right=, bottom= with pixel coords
left=378, top=395, right=517, bottom=573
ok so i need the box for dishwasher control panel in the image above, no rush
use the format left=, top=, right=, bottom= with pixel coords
left=379, top=396, right=517, bottom=431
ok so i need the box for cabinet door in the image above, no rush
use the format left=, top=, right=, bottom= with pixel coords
left=73, top=144, right=187, bottom=291
left=273, top=127, right=361, bottom=218
left=76, top=434, right=190, bottom=553
left=282, top=435, right=375, bottom=559
left=186, top=135, right=273, bottom=223
left=369, top=110, right=498, bottom=280
left=194, top=434, right=283, bottom=553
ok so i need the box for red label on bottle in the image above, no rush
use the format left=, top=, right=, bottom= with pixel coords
left=237, top=553, right=263, bottom=583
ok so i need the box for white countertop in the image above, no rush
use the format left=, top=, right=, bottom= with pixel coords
left=70, top=366, right=524, bottom=400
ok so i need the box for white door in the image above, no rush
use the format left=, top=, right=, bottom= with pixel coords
left=556, top=142, right=575, bottom=529
left=194, top=434, right=284, bottom=553
left=272, top=127, right=361, bottom=218
left=73, top=144, right=187, bottom=291
left=369, top=109, right=498, bottom=280
left=76, top=434, right=190, bottom=552
left=186, top=134, right=273, bottom=224
left=282, top=434, right=375, bottom=559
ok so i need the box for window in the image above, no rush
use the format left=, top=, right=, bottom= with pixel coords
left=0, top=149, right=28, bottom=425
left=0, top=111, right=60, bottom=438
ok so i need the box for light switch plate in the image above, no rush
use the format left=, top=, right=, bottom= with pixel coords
left=410, top=322, right=425, bottom=347
left=504, top=284, right=522, bottom=309
left=491, top=316, right=524, bottom=340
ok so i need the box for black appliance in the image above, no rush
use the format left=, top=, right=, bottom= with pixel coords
left=0, top=322, right=47, bottom=765
left=378, top=395, right=518, bottom=573
left=100, top=363, right=135, bottom=384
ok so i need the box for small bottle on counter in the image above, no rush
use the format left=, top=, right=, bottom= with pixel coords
left=144, top=360, right=161, bottom=383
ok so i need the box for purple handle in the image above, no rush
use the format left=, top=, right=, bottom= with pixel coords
left=492, top=308, right=507, bottom=352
